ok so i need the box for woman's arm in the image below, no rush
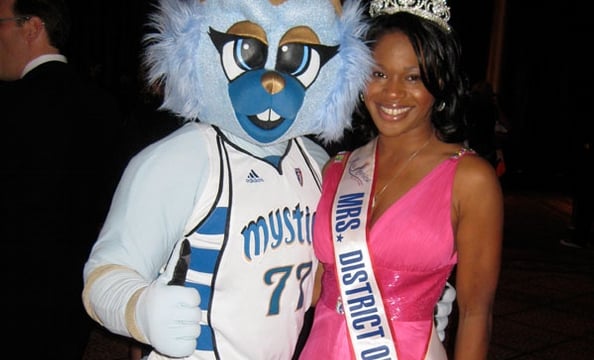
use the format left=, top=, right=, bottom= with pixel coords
left=452, top=154, right=504, bottom=359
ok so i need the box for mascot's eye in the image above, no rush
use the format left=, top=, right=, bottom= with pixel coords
left=209, top=28, right=268, bottom=81
left=276, top=43, right=339, bottom=89
left=233, top=38, right=267, bottom=70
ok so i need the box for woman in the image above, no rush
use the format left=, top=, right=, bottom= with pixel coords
left=300, top=2, right=503, bottom=359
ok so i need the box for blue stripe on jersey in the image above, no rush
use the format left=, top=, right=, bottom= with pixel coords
left=197, top=324, right=214, bottom=351
left=196, top=207, right=228, bottom=234
left=190, top=247, right=219, bottom=273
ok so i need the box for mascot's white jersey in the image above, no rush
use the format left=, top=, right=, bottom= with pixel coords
left=149, top=124, right=321, bottom=359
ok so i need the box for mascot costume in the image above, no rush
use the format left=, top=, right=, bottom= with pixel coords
left=82, top=1, right=454, bottom=359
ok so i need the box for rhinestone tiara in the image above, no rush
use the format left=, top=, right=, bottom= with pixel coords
left=369, top=0, right=451, bottom=32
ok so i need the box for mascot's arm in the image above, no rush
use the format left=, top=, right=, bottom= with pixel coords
left=82, top=123, right=212, bottom=357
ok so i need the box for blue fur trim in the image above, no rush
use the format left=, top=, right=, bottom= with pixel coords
left=313, top=0, right=373, bottom=144
left=142, top=0, right=205, bottom=121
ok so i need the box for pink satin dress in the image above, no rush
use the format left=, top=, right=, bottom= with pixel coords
left=299, top=146, right=472, bottom=360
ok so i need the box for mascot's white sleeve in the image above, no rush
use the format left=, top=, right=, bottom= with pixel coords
left=82, top=123, right=209, bottom=340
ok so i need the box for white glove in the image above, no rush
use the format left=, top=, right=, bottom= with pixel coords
left=134, top=239, right=201, bottom=357
left=434, top=281, right=456, bottom=341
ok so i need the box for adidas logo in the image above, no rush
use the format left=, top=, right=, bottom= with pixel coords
left=246, top=169, right=264, bottom=183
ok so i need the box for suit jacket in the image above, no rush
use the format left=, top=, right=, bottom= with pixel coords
left=0, top=60, right=124, bottom=358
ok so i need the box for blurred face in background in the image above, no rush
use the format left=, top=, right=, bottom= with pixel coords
left=0, top=0, right=31, bottom=81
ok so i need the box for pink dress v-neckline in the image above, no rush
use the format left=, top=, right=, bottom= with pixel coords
left=299, top=144, right=472, bottom=360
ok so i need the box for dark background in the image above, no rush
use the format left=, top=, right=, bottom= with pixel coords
left=61, top=1, right=587, bottom=193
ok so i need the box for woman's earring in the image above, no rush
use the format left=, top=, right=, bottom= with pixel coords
left=359, top=92, right=365, bottom=102
left=436, top=101, right=446, bottom=112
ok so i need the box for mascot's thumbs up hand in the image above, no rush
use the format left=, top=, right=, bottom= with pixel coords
left=134, top=239, right=201, bottom=357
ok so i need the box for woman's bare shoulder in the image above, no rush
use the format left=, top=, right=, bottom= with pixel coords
left=454, top=150, right=502, bottom=202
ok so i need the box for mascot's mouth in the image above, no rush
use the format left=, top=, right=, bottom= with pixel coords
left=249, top=108, right=283, bottom=130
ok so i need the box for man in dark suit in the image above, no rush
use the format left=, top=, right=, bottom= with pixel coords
left=0, top=0, right=124, bottom=357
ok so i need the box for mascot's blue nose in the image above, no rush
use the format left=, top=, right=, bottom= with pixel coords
left=261, top=71, right=286, bottom=95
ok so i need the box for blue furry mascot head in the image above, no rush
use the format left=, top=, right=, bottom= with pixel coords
left=143, top=0, right=371, bottom=145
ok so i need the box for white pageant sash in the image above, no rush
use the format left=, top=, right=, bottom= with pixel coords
left=331, top=139, right=398, bottom=360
